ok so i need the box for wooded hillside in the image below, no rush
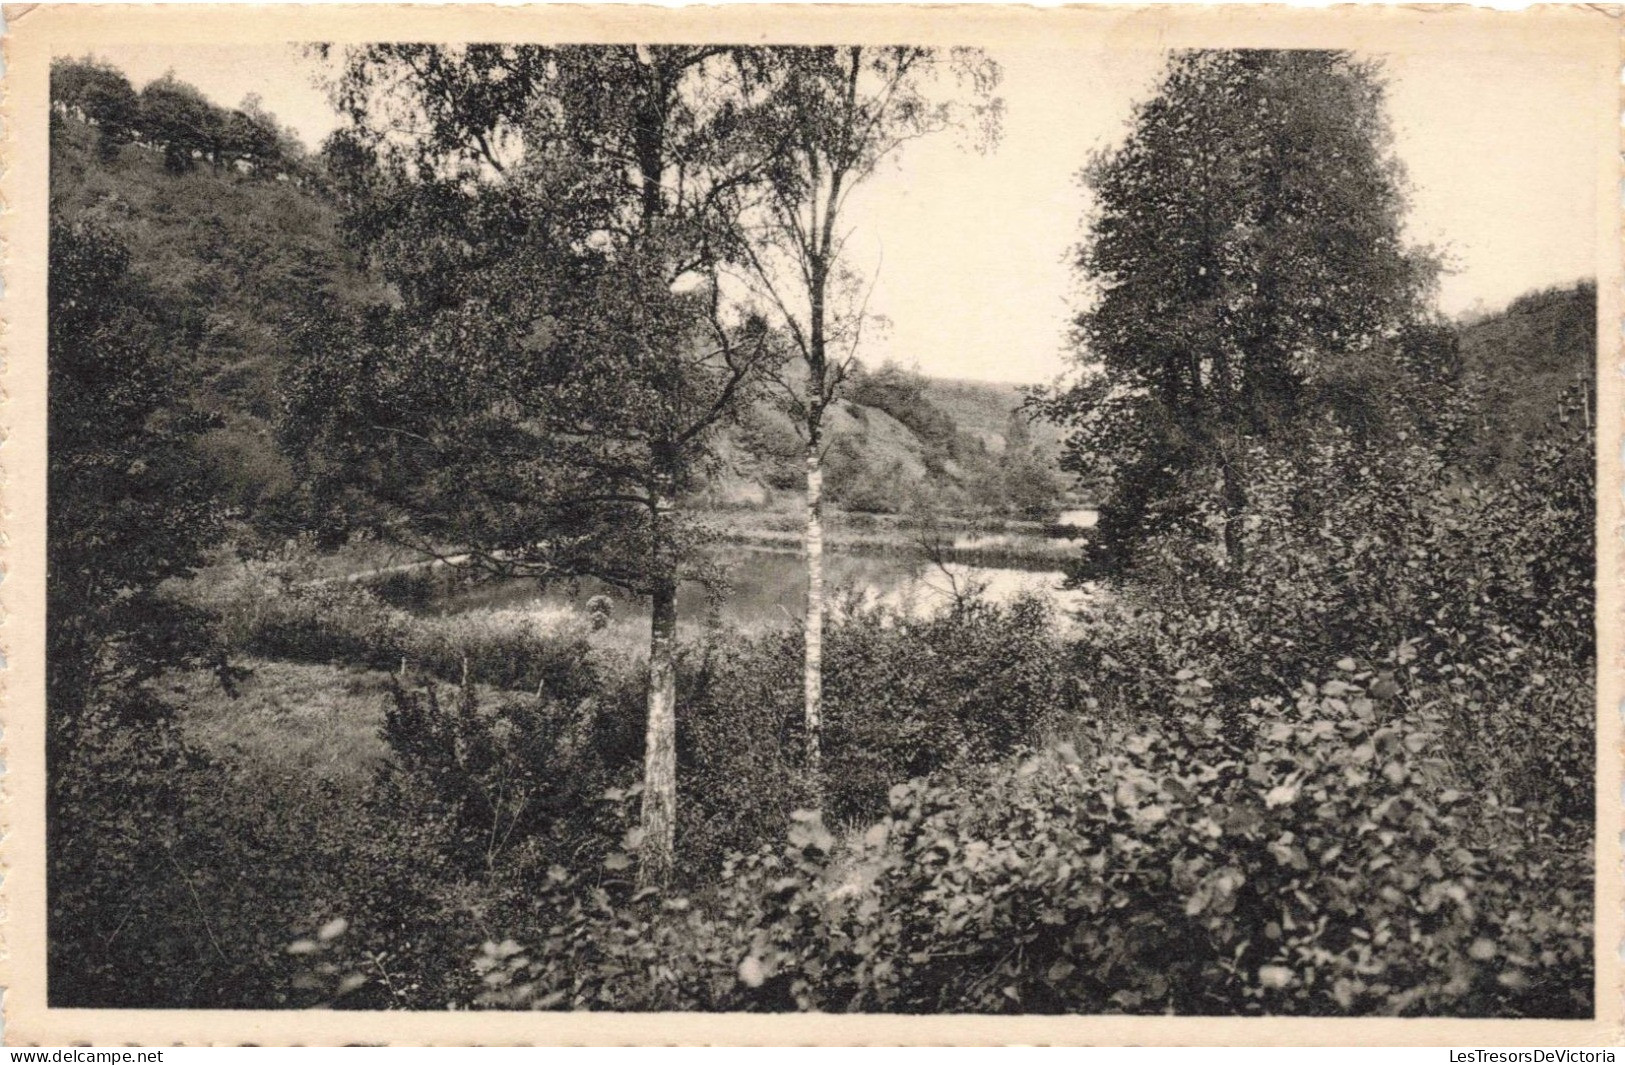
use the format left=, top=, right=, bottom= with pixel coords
left=53, top=87, right=1070, bottom=526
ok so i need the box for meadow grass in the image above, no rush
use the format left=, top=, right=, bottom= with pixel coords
left=163, top=658, right=395, bottom=797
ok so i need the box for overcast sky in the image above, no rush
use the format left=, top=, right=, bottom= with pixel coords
left=84, top=42, right=1602, bottom=384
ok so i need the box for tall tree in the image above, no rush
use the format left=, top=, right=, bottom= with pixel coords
left=50, top=57, right=140, bottom=158
left=293, top=45, right=780, bottom=882
left=137, top=73, right=225, bottom=173
left=47, top=216, right=222, bottom=734
left=737, top=46, right=1000, bottom=803
left=1034, top=50, right=1436, bottom=576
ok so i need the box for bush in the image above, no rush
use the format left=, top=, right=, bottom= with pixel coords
left=473, top=659, right=1590, bottom=1017
left=666, top=595, right=1083, bottom=875
left=1065, top=390, right=1594, bottom=834
left=378, top=676, right=642, bottom=878
left=833, top=662, right=1590, bottom=1017
left=196, top=565, right=608, bottom=707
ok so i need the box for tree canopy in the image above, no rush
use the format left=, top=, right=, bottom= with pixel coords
left=290, top=44, right=791, bottom=880
left=1036, top=49, right=1439, bottom=575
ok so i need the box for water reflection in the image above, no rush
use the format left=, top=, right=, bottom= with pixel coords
left=431, top=545, right=1096, bottom=631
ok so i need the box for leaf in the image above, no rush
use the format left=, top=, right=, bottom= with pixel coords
left=1258, top=965, right=1295, bottom=989
left=1265, top=782, right=1300, bottom=808
left=1137, top=804, right=1168, bottom=825
left=286, top=939, right=319, bottom=956
left=603, top=851, right=631, bottom=871
left=1336, top=658, right=1358, bottom=672
left=317, top=917, right=349, bottom=942
left=737, top=955, right=765, bottom=988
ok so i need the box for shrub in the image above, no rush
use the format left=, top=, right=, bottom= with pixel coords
left=378, top=676, right=642, bottom=878
left=474, top=660, right=1590, bottom=1017
left=834, top=662, right=1591, bottom=1017
left=1065, top=390, right=1594, bottom=834
left=667, top=595, right=1083, bottom=875
left=195, top=565, right=608, bottom=707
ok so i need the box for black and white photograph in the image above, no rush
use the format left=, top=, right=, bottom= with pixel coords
left=8, top=2, right=1619, bottom=1044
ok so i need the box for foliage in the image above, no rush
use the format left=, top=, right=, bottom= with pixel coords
left=846, top=362, right=960, bottom=455
left=198, top=561, right=1076, bottom=879
left=473, top=658, right=1588, bottom=1017
left=46, top=215, right=225, bottom=742
left=49, top=85, right=376, bottom=534
left=1064, top=368, right=1593, bottom=833
left=1034, top=49, right=1438, bottom=575
left=1453, top=281, right=1596, bottom=476
left=298, top=44, right=784, bottom=594
left=51, top=56, right=141, bottom=157
left=47, top=50, right=1594, bottom=1021
left=196, top=566, right=611, bottom=709
left=378, top=677, right=639, bottom=876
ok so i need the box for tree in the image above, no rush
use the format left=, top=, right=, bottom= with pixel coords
left=50, top=57, right=140, bottom=158
left=292, top=45, right=781, bottom=882
left=219, top=94, right=284, bottom=171
left=737, top=47, right=1001, bottom=803
left=137, top=73, right=224, bottom=173
left=1033, top=50, right=1437, bottom=576
left=47, top=216, right=222, bottom=734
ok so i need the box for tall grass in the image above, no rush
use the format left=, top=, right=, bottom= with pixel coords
left=181, top=558, right=617, bottom=704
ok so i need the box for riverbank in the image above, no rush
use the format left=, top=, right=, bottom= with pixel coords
left=272, top=503, right=1096, bottom=591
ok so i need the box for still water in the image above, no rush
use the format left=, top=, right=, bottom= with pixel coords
left=433, top=543, right=1095, bottom=631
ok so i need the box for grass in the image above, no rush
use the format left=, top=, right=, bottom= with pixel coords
left=163, top=658, right=395, bottom=798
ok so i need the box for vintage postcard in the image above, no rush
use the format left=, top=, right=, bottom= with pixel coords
left=2, top=2, right=1619, bottom=1046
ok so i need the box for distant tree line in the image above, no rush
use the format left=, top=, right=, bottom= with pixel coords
left=52, top=56, right=305, bottom=176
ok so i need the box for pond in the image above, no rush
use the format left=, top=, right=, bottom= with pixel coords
left=430, top=541, right=1097, bottom=633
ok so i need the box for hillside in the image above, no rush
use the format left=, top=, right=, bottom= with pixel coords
left=53, top=89, right=1074, bottom=529
left=51, top=106, right=386, bottom=521
left=705, top=362, right=1071, bottom=520
left=1454, top=280, right=1595, bottom=476
left=53, top=87, right=1593, bottom=532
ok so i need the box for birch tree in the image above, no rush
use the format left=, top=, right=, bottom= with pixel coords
left=293, top=45, right=781, bottom=884
left=737, top=46, right=1000, bottom=804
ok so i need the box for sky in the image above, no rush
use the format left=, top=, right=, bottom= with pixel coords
left=83, top=41, right=1604, bottom=385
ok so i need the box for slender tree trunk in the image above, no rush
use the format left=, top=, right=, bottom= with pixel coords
left=1220, top=448, right=1247, bottom=572
left=639, top=571, right=679, bottom=886
left=803, top=430, right=825, bottom=806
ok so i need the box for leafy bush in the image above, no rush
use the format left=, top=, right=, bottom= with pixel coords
left=833, top=663, right=1590, bottom=1017
left=665, top=595, right=1082, bottom=874
left=1065, top=383, right=1594, bottom=834
left=473, top=658, right=1590, bottom=1017
left=378, top=677, right=642, bottom=877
